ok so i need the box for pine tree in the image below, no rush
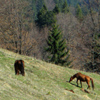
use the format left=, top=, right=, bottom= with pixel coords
left=58, top=0, right=63, bottom=9
left=36, top=4, right=47, bottom=27
left=44, top=11, right=56, bottom=26
left=36, top=0, right=44, bottom=12
left=45, top=24, right=71, bottom=67
left=62, top=1, right=69, bottom=13
left=36, top=4, right=56, bottom=27
left=53, top=4, right=60, bottom=14
left=76, top=4, right=83, bottom=21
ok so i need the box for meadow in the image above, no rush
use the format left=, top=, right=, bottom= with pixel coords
left=0, top=48, right=100, bottom=100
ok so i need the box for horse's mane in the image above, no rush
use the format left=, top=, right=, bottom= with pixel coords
left=72, top=73, right=77, bottom=79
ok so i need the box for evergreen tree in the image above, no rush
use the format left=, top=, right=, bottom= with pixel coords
left=58, top=0, right=64, bottom=9
left=45, top=24, right=71, bottom=66
left=44, top=11, right=57, bottom=26
left=53, top=0, right=59, bottom=4
left=54, top=0, right=63, bottom=11
left=36, top=4, right=47, bottom=27
left=53, top=4, right=60, bottom=14
left=69, top=0, right=79, bottom=6
left=36, top=4, right=56, bottom=27
left=36, top=0, right=44, bottom=12
left=62, top=1, right=69, bottom=13
left=76, top=4, right=83, bottom=21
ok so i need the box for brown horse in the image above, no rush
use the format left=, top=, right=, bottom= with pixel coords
left=69, top=72, right=94, bottom=90
left=14, top=60, right=25, bottom=76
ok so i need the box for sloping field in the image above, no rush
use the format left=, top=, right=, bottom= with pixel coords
left=0, top=48, right=100, bottom=100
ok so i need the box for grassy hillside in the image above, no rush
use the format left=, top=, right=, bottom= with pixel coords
left=0, top=48, right=100, bottom=100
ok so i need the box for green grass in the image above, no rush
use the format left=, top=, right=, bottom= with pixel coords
left=0, top=48, right=100, bottom=100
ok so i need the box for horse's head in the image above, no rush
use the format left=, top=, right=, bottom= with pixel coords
left=69, top=76, right=73, bottom=82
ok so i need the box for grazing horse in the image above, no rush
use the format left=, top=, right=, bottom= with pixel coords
left=14, top=60, right=25, bottom=76
left=69, top=72, right=94, bottom=90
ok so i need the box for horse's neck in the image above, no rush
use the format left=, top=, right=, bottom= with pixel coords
left=72, top=75, right=76, bottom=79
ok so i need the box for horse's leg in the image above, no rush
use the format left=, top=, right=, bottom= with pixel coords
left=15, top=68, right=17, bottom=75
left=87, top=81, right=90, bottom=89
left=76, top=79, right=79, bottom=87
left=21, top=70, right=25, bottom=76
left=17, top=70, right=19, bottom=75
left=15, top=66, right=18, bottom=75
left=80, top=81, right=82, bottom=88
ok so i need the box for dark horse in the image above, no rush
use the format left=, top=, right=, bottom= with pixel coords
left=69, top=72, right=94, bottom=90
left=14, top=60, right=25, bottom=76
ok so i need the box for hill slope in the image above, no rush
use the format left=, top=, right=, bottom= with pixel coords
left=0, top=48, right=100, bottom=100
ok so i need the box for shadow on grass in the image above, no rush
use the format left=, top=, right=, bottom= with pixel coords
left=66, top=80, right=81, bottom=88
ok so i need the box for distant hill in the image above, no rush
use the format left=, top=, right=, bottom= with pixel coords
left=0, top=48, right=100, bottom=100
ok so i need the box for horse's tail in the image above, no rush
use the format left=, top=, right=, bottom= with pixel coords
left=90, top=78, right=94, bottom=90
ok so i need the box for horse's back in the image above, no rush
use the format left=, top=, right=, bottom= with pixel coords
left=76, top=72, right=83, bottom=77
left=77, top=72, right=90, bottom=81
left=15, top=60, right=24, bottom=64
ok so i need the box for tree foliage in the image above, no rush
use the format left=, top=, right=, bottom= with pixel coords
left=36, top=0, right=44, bottom=12
left=36, top=5, right=56, bottom=27
left=53, top=4, right=60, bottom=14
left=45, top=24, right=71, bottom=66
left=62, top=1, right=69, bottom=13
left=76, top=4, right=83, bottom=21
